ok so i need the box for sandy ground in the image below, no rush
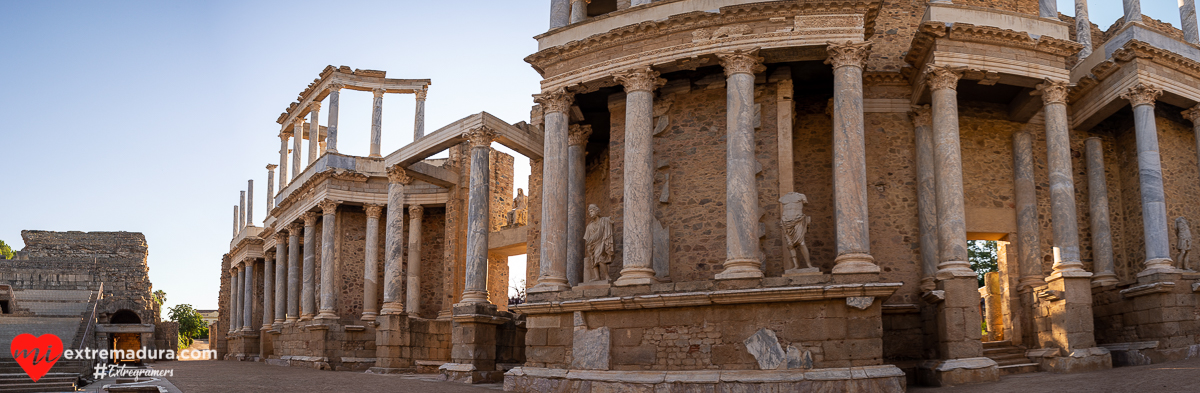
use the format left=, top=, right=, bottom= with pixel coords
left=161, top=360, right=501, bottom=392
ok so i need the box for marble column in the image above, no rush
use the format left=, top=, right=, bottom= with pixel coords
left=911, top=105, right=939, bottom=291
left=363, top=204, right=383, bottom=321
left=414, top=87, right=427, bottom=139
left=247, top=180, right=254, bottom=226
left=1039, top=0, right=1056, bottom=19
left=1013, top=132, right=1044, bottom=289
left=461, top=127, right=497, bottom=304
left=370, top=88, right=385, bottom=158
left=232, top=206, right=239, bottom=237
left=632, top=0, right=652, bottom=5
left=278, top=131, right=291, bottom=188
left=266, top=165, right=277, bottom=212
left=406, top=205, right=425, bottom=313
left=1124, top=0, right=1141, bottom=25
left=273, top=233, right=287, bottom=325
left=1121, top=83, right=1176, bottom=275
left=239, top=191, right=246, bottom=230
left=1038, top=79, right=1088, bottom=275
left=381, top=165, right=412, bottom=314
left=308, top=103, right=322, bottom=164
left=532, top=89, right=572, bottom=292
left=229, top=268, right=239, bottom=332
left=613, top=67, right=665, bottom=285
left=570, top=0, right=587, bottom=24
left=1184, top=106, right=1200, bottom=182
left=316, top=199, right=340, bottom=320
left=1086, top=137, right=1119, bottom=285
left=927, top=65, right=974, bottom=278
left=1184, top=0, right=1200, bottom=44
left=713, top=50, right=766, bottom=280
left=262, top=253, right=274, bottom=329
left=1075, top=0, right=1094, bottom=59
left=292, top=118, right=304, bottom=180
left=549, top=0, right=570, bottom=29
left=827, top=42, right=878, bottom=274
left=300, top=212, right=319, bottom=320
left=286, top=222, right=302, bottom=322
left=242, top=259, right=254, bottom=332
left=566, top=124, right=592, bottom=286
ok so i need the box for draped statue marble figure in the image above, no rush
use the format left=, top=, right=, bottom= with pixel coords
left=509, top=188, right=528, bottom=227
left=1177, top=216, right=1193, bottom=271
left=583, top=204, right=614, bottom=283
left=780, top=192, right=816, bottom=273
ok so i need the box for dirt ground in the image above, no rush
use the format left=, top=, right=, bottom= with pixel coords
left=911, top=357, right=1200, bottom=393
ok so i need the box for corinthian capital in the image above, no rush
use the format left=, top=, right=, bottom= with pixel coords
left=925, top=65, right=965, bottom=92
left=1033, top=79, right=1070, bottom=105
left=286, top=222, right=303, bottom=234
left=1120, top=83, right=1162, bottom=107
left=568, top=124, right=593, bottom=146
left=717, top=49, right=766, bottom=77
left=386, top=165, right=413, bottom=185
left=825, top=41, right=872, bottom=69
left=274, top=232, right=288, bottom=242
left=1183, top=105, right=1200, bottom=123
left=309, top=101, right=322, bottom=112
left=612, top=67, right=665, bottom=93
left=408, top=205, right=424, bottom=216
left=372, top=88, right=386, bottom=98
left=463, top=126, right=497, bottom=148
left=415, top=86, right=428, bottom=100
left=301, top=212, right=319, bottom=227
left=319, top=199, right=340, bottom=215
left=328, top=82, right=344, bottom=92
left=909, top=105, right=932, bottom=128
left=536, top=88, right=574, bottom=113
left=266, top=164, right=278, bottom=172
left=364, top=203, right=384, bottom=218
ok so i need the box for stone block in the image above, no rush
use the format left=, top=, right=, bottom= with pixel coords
left=744, top=328, right=786, bottom=370
left=571, top=327, right=611, bottom=370
left=612, top=345, right=656, bottom=365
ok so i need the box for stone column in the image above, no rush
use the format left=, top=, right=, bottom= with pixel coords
left=632, top=0, right=651, bottom=5
left=531, top=89, right=572, bottom=292
left=316, top=199, right=340, bottom=320
left=566, top=124, right=592, bottom=286
left=273, top=233, right=287, bottom=325
left=1184, top=0, right=1200, bottom=44
left=1075, top=0, right=1094, bottom=59
left=414, top=87, right=427, bottom=139
left=239, top=191, right=246, bottom=230
left=292, top=118, right=304, bottom=180
left=1039, top=0, right=1056, bottom=19
left=1085, top=137, right=1119, bottom=285
left=229, top=268, right=239, bottom=332
left=570, top=0, right=587, bottom=24
left=406, top=205, right=425, bottom=313
left=549, top=0, right=570, bottom=29
left=461, top=127, right=497, bottom=304
left=613, top=67, right=665, bottom=286
left=300, top=212, right=319, bottom=320
left=370, top=88, right=385, bottom=158
left=286, top=222, right=302, bottom=322
left=232, top=206, right=239, bottom=237
left=382, top=166, right=412, bottom=314
left=1013, top=132, right=1044, bottom=289
left=363, top=204, right=383, bottom=321
left=323, top=83, right=341, bottom=154
left=247, top=180, right=254, bottom=226
left=927, top=65, right=974, bottom=278
left=278, top=131, right=291, bottom=188
left=1037, top=79, right=1088, bottom=275
left=1124, top=0, right=1141, bottom=25
left=827, top=42, right=878, bottom=275
left=307, top=103, right=321, bottom=164
left=1122, top=84, right=1176, bottom=275
left=1184, top=106, right=1200, bottom=182
left=266, top=165, right=277, bottom=212
left=262, top=253, right=274, bottom=330
left=911, top=105, right=939, bottom=291
left=242, top=259, right=254, bottom=332
left=714, top=50, right=766, bottom=280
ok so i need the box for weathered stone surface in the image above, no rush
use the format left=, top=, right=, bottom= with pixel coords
left=785, top=346, right=813, bottom=369
left=845, top=296, right=874, bottom=310
left=571, top=327, right=611, bottom=370
left=743, top=328, right=785, bottom=370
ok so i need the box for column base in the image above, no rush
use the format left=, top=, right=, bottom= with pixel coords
left=299, top=314, right=314, bottom=321
left=832, top=253, right=879, bottom=274
left=1138, top=258, right=1180, bottom=277
left=919, top=277, right=936, bottom=292
left=917, top=357, right=999, bottom=387
left=315, top=312, right=338, bottom=321
left=380, top=302, right=405, bottom=315
left=1091, top=272, right=1119, bottom=287
left=459, top=291, right=490, bottom=304
left=362, top=312, right=378, bottom=321
left=935, top=262, right=976, bottom=280
left=612, top=267, right=661, bottom=286
left=285, top=316, right=298, bottom=323
left=714, top=259, right=764, bottom=280
left=529, top=281, right=569, bottom=293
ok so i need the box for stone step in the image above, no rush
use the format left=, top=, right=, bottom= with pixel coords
left=998, top=362, right=1040, bottom=376
left=981, top=340, right=1013, bottom=349
left=0, top=381, right=78, bottom=393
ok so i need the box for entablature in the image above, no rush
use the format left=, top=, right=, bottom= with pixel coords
left=384, top=112, right=543, bottom=167
left=1069, top=37, right=1200, bottom=130
left=275, top=65, right=431, bottom=133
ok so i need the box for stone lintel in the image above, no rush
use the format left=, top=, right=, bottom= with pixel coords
left=512, top=283, right=903, bottom=315
left=1119, top=282, right=1177, bottom=298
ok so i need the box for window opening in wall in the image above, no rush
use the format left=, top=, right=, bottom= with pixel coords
left=0, top=300, right=10, bottom=314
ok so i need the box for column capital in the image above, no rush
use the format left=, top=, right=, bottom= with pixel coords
left=386, top=165, right=414, bottom=185
left=286, top=222, right=303, bottom=233
left=309, top=101, right=322, bottom=112
left=328, top=82, right=344, bottom=92
left=319, top=199, right=340, bottom=215
left=717, top=49, right=766, bottom=77
left=568, top=124, right=593, bottom=146
left=1183, top=105, right=1200, bottom=123
left=463, top=126, right=497, bottom=148
left=825, top=41, right=872, bottom=69
left=301, top=212, right=319, bottom=227
left=1120, top=83, right=1162, bottom=107
left=535, top=88, right=574, bottom=113
left=612, top=66, right=665, bottom=93
left=1034, top=78, right=1070, bottom=105
left=408, top=205, right=424, bottom=216
left=909, top=105, right=932, bottom=128
left=372, top=88, right=387, bottom=98
left=364, top=203, right=384, bottom=218
left=280, top=130, right=293, bottom=139
left=925, top=65, right=965, bottom=92
left=266, top=164, right=278, bottom=171
left=415, top=86, right=428, bottom=101
left=274, top=232, right=287, bottom=242
left=293, top=117, right=305, bottom=127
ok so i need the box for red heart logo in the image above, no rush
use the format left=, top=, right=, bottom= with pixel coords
left=10, top=333, right=63, bottom=382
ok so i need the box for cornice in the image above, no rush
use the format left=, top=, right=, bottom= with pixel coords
left=1070, top=39, right=1200, bottom=104
left=905, top=22, right=1083, bottom=68
left=513, top=282, right=901, bottom=315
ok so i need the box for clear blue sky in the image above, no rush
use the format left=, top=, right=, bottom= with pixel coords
left=0, top=1, right=1185, bottom=312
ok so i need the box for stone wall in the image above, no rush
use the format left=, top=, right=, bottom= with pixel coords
left=419, top=207, right=447, bottom=318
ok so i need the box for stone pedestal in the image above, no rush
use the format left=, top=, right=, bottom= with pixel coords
left=917, top=357, right=999, bottom=387
left=371, top=313, right=416, bottom=373
left=924, top=275, right=997, bottom=386
left=1035, top=273, right=1112, bottom=373
left=444, top=303, right=509, bottom=383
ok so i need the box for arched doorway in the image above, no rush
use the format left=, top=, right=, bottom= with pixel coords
left=110, top=309, right=142, bottom=363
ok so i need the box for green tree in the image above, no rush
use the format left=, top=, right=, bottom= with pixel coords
left=0, top=240, right=14, bottom=260
left=968, top=240, right=999, bottom=287
left=168, top=304, right=208, bottom=349
left=153, top=290, right=167, bottom=306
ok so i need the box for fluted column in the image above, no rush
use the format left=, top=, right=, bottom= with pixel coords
left=927, top=65, right=974, bottom=278
left=300, top=212, right=319, bottom=320
left=273, top=233, right=287, bottom=325
left=1013, top=132, right=1044, bottom=289
left=292, top=118, right=304, bottom=179
left=1184, top=0, right=1200, bottom=44
left=381, top=166, right=412, bottom=314
left=549, top=0, right=570, bottom=29
left=827, top=42, right=877, bottom=274
left=370, top=88, right=385, bottom=158
left=246, top=180, right=254, bottom=226
left=242, top=259, right=254, bottom=332
left=1123, top=0, right=1141, bottom=25
left=1122, top=84, right=1176, bottom=275
left=324, top=83, right=342, bottom=154
left=1076, top=0, right=1094, bottom=59
left=266, top=165, right=277, bottom=212
left=566, top=124, right=592, bottom=286
left=229, top=268, right=239, bottom=332
left=414, top=87, right=427, bottom=139
left=461, top=127, right=497, bottom=304
left=239, top=191, right=246, bottom=230
left=1037, top=79, right=1088, bottom=276
left=363, top=204, right=383, bottom=321
left=316, top=199, right=340, bottom=320
left=570, top=0, right=587, bottom=23
left=613, top=67, right=665, bottom=286
left=1086, top=138, right=1119, bottom=285
left=262, top=252, right=274, bottom=329
left=911, top=105, right=939, bottom=290
left=278, top=131, right=291, bottom=188
left=286, top=222, right=302, bottom=322
left=1039, top=0, right=1056, bottom=18
left=714, top=50, right=765, bottom=280
left=532, top=89, right=572, bottom=292
left=405, top=205, right=425, bottom=313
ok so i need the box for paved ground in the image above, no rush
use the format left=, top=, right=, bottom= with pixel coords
left=911, top=357, right=1200, bottom=392
left=161, top=360, right=501, bottom=392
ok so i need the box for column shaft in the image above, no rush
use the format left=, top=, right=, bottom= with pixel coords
left=326, top=85, right=341, bottom=153
left=229, top=269, right=238, bottom=332
left=370, top=89, right=384, bottom=158
left=1076, top=0, right=1094, bottom=58
left=1039, top=80, right=1086, bottom=274
left=239, top=191, right=246, bottom=230
left=461, top=127, right=497, bottom=303
left=1039, top=0, right=1057, bottom=18
left=274, top=235, right=287, bottom=324
left=1013, top=132, right=1044, bottom=288
left=1122, top=84, right=1175, bottom=274
left=632, top=0, right=651, bottom=5
left=262, top=255, right=273, bottom=329
left=570, top=0, right=587, bottom=23
left=266, top=166, right=276, bottom=212
left=246, top=180, right=254, bottom=227
left=912, top=106, right=939, bottom=290
left=532, top=90, right=571, bottom=291
left=414, top=88, right=427, bottom=139
left=566, top=125, right=591, bottom=286
left=286, top=224, right=301, bottom=322
left=613, top=68, right=663, bottom=285
left=278, top=133, right=290, bottom=188
left=928, top=66, right=973, bottom=277
left=363, top=204, right=382, bottom=320
left=1086, top=138, right=1118, bottom=285
left=1123, top=0, right=1141, bottom=24
left=232, top=206, right=239, bottom=238
left=301, top=213, right=318, bottom=320
left=242, top=261, right=254, bottom=332
left=316, top=200, right=339, bottom=320
left=308, top=103, right=321, bottom=164
left=716, top=51, right=765, bottom=280
left=406, top=205, right=425, bottom=313
left=549, top=0, right=570, bottom=29
left=382, top=166, right=411, bottom=314
left=1183, top=0, right=1200, bottom=44
left=292, top=120, right=303, bottom=179
left=828, top=42, right=876, bottom=274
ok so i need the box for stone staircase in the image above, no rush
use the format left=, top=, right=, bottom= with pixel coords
left=0, top=359, right=88, bottom=393
left=983, top=340, right=1039, bottom=375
